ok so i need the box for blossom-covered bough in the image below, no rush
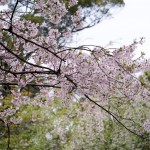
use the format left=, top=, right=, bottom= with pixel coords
left=0, top=0, right=150, bottom=149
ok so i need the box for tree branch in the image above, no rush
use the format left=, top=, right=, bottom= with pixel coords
left=0, top=82, right=61, bottom=88
left=2, top=28, right=64, bottom=61
left=84, top=94, right=149, bottom=141
left=0, top=41, right=55, bottom=72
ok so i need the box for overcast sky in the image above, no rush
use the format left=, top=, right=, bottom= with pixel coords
left=74, top=0, right=150, bottom=58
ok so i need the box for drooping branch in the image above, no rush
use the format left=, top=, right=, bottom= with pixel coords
left=0, top=41, right=56, bottom=72
left=2, top=28, right=64, bottom=61
left=0, top=82, right=61, bottom=88
left=6, top=123, right=12, bottom=150
left=84, top=94, right=149, bottom=140
left=0, top=119, right=12, bottom=150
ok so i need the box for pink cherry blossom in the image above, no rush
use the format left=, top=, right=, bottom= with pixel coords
left=0, top=1, right=149, bottom=143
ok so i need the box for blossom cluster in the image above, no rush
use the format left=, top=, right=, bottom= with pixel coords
left=143, top=120, right=150, bottom=133
left=0, top=0, right=150, bottom=135
left=0, top=0, right=8, bottom=6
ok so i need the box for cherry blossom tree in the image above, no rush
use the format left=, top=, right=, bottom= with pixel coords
left=0, top=87, right=149, bottom=149
left=0, top=0, right=150, bottom=149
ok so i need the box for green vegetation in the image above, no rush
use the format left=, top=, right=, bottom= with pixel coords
left=0, top=87, right=149, bottom=149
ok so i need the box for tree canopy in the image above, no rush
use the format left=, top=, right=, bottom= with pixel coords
left=0, top=0, right=150, bottom=149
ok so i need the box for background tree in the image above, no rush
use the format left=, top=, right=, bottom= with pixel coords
left=0, top=82, right=149, bottom=149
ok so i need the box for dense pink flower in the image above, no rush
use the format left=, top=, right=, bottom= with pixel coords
left=0, top=0, right=149, bottom=139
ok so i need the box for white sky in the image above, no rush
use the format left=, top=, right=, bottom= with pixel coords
left=74, top=0, right=150, bottom=58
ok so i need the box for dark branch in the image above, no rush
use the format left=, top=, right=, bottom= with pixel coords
left=0, top=41, right=55, bottom=71
left=10, top=0, right=19, bottom=25
left=0, top=65, right=57, bottom=75
left=2, top=28, right=64, bottom=61
left=84, top=94, right=149, bottom=141
left=6, top=123, right=12, bottom=150
left=0, top=82, right=61, bottom=88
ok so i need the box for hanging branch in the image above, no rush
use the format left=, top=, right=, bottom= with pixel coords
left=84, top=94, right=149, bottom=141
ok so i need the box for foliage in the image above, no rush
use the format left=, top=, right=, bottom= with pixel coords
left=0, top=93, right=104, bottom=149
left=0, top=90, right=149, bottom=149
